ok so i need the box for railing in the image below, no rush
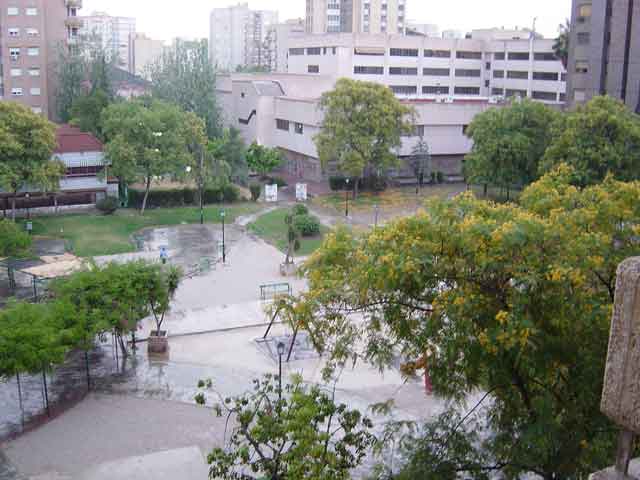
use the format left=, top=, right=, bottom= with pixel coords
left=260, top=283, right=291, bottom=301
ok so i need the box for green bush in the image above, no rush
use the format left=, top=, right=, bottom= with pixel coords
left=249, top=183, right=261, bottom=202
left=329, top=176, right=346, bottom=191
left=293, top=214, right=321, bottom=237
left=430, top=172, right=437, bottom=184
left=359, top=174, right=387, bottom=192
left=268, top=176, right=288, bottom=187
left=292, top=204, right=309, bottom=216
left=128, top=185, right=240, bottom=209
left=436, top=171, right=444, bottom=184
left=95, top=196, right=119, bottom=215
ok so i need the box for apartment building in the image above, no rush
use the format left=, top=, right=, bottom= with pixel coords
left=566, top=0, right=640, bottom=111
left=264, top=19, right=306, bottom=73
left=286, top=31, right=566, bottom=104
left=0, top=0, right=81, bottom=119
left=306, top=0, right=407, bottom=34
left=81, top=11, right=136, bottom=73
left=130, top=33, right=165, bottom=78
left=210, top=3, right=278, bottom=72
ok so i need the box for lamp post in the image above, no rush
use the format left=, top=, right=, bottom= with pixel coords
left=220, top=210, right=226, bottom=264
left=25, top=193, right=30, bottom=220
left=374, top=204, right=379, bottom=228
left=186, top=164, right=204, bottom=225
left=276, top=341, right=285, bottom=401
left=345, top=178, right=350, bottom=217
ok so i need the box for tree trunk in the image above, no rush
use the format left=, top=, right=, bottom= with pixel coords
left=140, top=176, right=151, bottom=215
left=353, top=178, right=359, bottom=200
left=11, top=194, right=16, bottom=221
left=54, top=194, right=58, bottom=214
left=118, top=333, right=128, bottom=358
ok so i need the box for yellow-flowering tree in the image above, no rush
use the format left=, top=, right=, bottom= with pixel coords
left=278, top=165, right=640, bottom=478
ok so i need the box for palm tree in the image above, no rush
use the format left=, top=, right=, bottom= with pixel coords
left=553, top=20, right=570, bottom=69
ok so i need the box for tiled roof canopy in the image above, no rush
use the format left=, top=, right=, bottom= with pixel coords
left=54, top=125, right=103, bottom=154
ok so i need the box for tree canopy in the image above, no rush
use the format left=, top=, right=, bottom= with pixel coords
left=276, top=166, right=640, bottom=478
left=464, top=98, right=560, bottom=191
left=246, top=142, right=283, bottom=179
left=542, top=95, right=640, bottom=186
left=315, top=79, right=415, bottom=197
left=0, top=219, right=32, bottom=258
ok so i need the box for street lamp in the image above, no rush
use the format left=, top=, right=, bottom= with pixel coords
left=374, top=204, right=379, bottom=228
left=25, top=193, right=30, bottom=220
left=276, top=341, right=285, bottom=401
left=220, top=210, right=226, bottom=264
left=345, top=178, right=350, bottom=217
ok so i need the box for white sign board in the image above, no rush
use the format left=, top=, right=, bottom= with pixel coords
left=295, top=183, right=307, bottom=202
left=265, top=184, right=278, bottom=202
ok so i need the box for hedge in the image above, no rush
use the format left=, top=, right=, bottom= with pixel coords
left=329, top=175, right=388, bottom=192
left=128, top=185, right=240, bottom=209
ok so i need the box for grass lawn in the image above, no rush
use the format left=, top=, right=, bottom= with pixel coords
left=23, top=203, right=262, bottom=257
left=248, top=208, right=329, bottom=257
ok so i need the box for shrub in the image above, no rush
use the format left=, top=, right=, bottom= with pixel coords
left=436, top=171, right=444, bottom=184
left=128, top=185, right=240, bottom=209
left=250, top=184, right=262, bottom=202
left=268, top=176, right=288, bottom=188
left=359, top=174, right=387, bottom=192
left=292, top=204, right=309, bottom=216
left=293, top=214, right=321, bottom=237
left=430, top=172, right=437, bottom=184
left=329, top=176, right=346, bottom=191
left=95, top=196, right=119, bottom=215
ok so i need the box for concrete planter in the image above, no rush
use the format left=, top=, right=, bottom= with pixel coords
left=280, top=262, right=297, bottom=277
left=148, top=330, right=169, bottom=354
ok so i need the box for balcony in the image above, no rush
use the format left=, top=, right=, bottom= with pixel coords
left=65, top=16, right=83, bottom=29
left=65, top=0, right=82, bottom=7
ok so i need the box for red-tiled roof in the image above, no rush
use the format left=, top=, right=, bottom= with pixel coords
left=54, top=124, right=103, bottom=154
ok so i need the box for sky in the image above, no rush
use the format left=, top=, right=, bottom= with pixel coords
left=82, top=0, right=572, bottom=42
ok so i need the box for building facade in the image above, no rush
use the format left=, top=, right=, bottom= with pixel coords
left=0, top=0, right=82, bottom=119
left=264, top=19, right=306, bottom=73
left=81, top=11, right=136, bottom=73
left=286, top=31, right=566, bottom=104
left=130, top=33, right=164, bottom=78
left=566, top=0, right=640, bottom=111
left=306, top=0, right=406, bottom=35
left=210, top=3, right=278, bottom=72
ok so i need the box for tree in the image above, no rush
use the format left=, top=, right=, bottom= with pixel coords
left=70, top=88, right=111, bottom=141
left=553, top=20, right=570, bottom=69
left=102, top=98, right=207, bottom=214
left=147, top=265, right=182, bottom=335
left=218, top=127, right=248, bottom=184
left=198, top=374, right=375, bottom=480
left=316, top=79, right=415, bottom=198
left=410, top=137, right=431, bottom=193
left=148, top=39, right=221, bottom=139
left=464, top=98, right=560, bottom=195
left=541, top=95, right=640, bottom=186
left=275, top=166, right=640, bottom=478
left=284, top=212, right=301, bottom=265
left=0, top=219, right=31, bottom=258
left=246, top=142, right=283, bottom=179
left=0, top=102, right=62, bottom=220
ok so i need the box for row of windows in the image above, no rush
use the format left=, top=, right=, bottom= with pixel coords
left=8, top=47, right=40, bottom=60
left=7, top=6, right=38, bottom=15
left=290, top=47, right=337, bottom=56
left=493, top=70, right=564, bottom=81
left=494, top=52, right=559, bottom=61
left=353, top=66, right=564, bottom=81
left=276, top=119, right=304, bottom=135
left=7, top=27, right=40, bottom=37
left=9, top=67, right=41, bottom=77
left=390, top=85, right=482, bottom=96
left=10, top=87, right=41, bottom=96
left=491, top=87, right=564, bottom=101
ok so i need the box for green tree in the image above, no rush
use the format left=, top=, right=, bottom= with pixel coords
left=148, top=39, right=221, bottom=139
left=464, top=98, right=560, bottom=195
left=70, top=88, right=111, bottom=141
left=541, top=95, right=640, bottom=186
left=284, top=212, right=301, bottom=265
left=276, top=166, right=640, bottom=478
left=315, top=78, right=415, bottom=198
left=219, top=127, right=248, bottom=184
left=553, top=20, right=570, bottom=69
left=198, top=374, right=375, bottom=480
left=102, top=99, right=207, bottom=214
left=410, top=136, right=431, bottom=193
left=0, top=103, right=62, bottom=220
left=0, top=219, right=31, bottom=258
left=246, top=142, right=283, bottom=179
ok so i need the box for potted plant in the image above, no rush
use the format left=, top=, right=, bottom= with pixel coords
left=147, top=265, right=182, bottom=354
left=280, top=212, right=300, bottom=276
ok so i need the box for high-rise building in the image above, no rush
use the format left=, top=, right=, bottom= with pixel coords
left=0, top=0, right=82, bottom=119
left=566, top=0, right=640, bottom=111
left=306, top=0, right=406, bottom=35
left=81, top=11, right=136, bottom=73
left=210, top=3, right=278, bottom=72
left=264, top=19, right=306, bottom=72
left=130, top=33, right=165, bottom=78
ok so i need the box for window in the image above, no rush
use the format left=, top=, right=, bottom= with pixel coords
left=485, top=79, right=490, bottom=88
left=289, top=48, right=305, bottom=55
left=7, top=7, right=18, bottom=15
left=11, top=87, right=23, bottom=97
left=28, top=67, right=40, bottom=76
left=354, top=65, right=384, bottom=74
left=27, top=47, right=39, bottom=56
left=30, top=87, right=41, bottom=96
left=455, top=68, right=481, bottom=77
left=424, top=49, right=450, bottom=58
left=423, top=67, right=450, bottom=76
left=491, top=87, right=504, bottom=95
left=390, top=48, right=418, bottom=57
left=402, top=125, right=425, bottom=137
left=65, top=166, right=103, bottom=177
left=354, top=47, right=385, bottom=56
left=276, top=119, right=290, bottom=131
left=32, top=107, right=42, bottom=114
left=25, top=7, right=37, bottom=15
left=559, top=93, right=567, bottom=102
left=307, top=65, right=319, bottom=73
left=494, top=52, right=505, bottom=60
left=578, top=4, right=592, bottom=21
left=577, top=32, right=591, bottom=45
left=389, top=67, right=418, bottom=75
left=574, top=89, right=586, bottom=101
left=532, top=91, right=557, bottom=101
left=561, top=73, right=567, bottom=81
left=332, top=47, right=337, bottom=54
left=486, top=61, right=491, bottom=70
left=575, top=60, right=589, bottom=74
left=9, top=48, right=20, bottom=61
left=8, top=28, right=19, bottom=37
left=454, top=86, right=480, bottom=95
left=462, top=125, right=469, bottom=135
left=507, top=70, right=529, bottom=79
left=10, top=68, right=22, bottom=77
left=493, top=70, right=504, bottom=78
left=508, top=52, right=530, bottom=61
left=423, top=85, right=449, bottom=94
left=534, top=52, right=556, bottom=61
left=506, top=89, right=527, bottom=97
left=294, top=123, right=304, bottom=134
left=457, top=51, right=482, bottom=60
left=307, top=47, right=321, bottom=55
left=533, top=71, right=559, bottom=81
left=390, top=85, right=417, bottom=95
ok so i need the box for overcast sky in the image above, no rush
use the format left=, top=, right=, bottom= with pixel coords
left=82, top=0, right=571, bottom=42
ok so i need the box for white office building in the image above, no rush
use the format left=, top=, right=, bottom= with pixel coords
left=306, top=0, right=407, bottom=34
left=264, top=19, right=306, bottom=73
left=81, top=11, right=136, bottom=73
